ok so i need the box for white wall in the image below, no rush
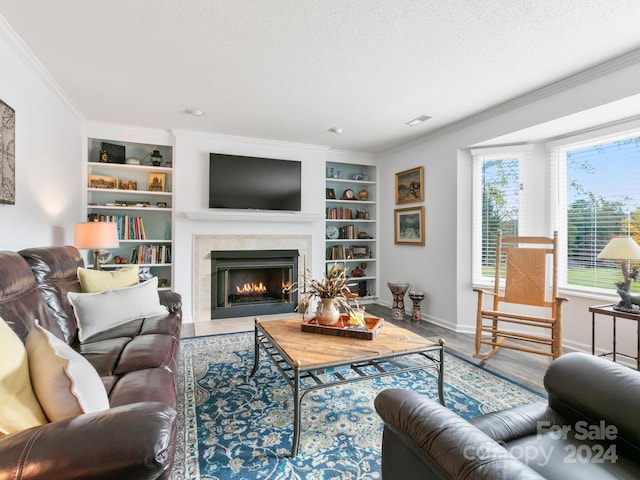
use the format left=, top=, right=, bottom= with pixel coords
left=0, top=18, right=83, bottom=251
left=378, top=52, right=640, bottom=357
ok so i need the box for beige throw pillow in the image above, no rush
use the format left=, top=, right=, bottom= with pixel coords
left=0, top=318, right=48, bottom=434
left=68, top=277, right=168, bottom=342
left=77, top=265, right=139, bottom=293
left=25, top=320, right=110, bottom=422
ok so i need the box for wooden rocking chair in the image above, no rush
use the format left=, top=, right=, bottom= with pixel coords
left=473, top=231, right=568, bottom=360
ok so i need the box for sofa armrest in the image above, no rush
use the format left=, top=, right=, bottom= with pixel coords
left=159, top=290, right=182, bottom=313
left=374, top=389, right=545, bottom=480
left=470, top=401, right=566, bottom=443
left=0, top=402, right=176, bottom=480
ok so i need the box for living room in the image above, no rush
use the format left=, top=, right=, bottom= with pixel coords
left=3, top=3, right=640, bottom=477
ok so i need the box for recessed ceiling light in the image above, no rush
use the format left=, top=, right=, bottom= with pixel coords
left=406, top=115, right=431, bottom=127
left=329, top=127, right=345, bottom=134
left=186, top=108, right=205, bottom=117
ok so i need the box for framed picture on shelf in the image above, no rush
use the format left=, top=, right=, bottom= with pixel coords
left=394, top=206, right=425, bottom=245
left=88, top=174, right=117, bottom=189
left=326, top=188, right=336, bottom=199
left=351, top=245, right=369, bottom=258
left=118, top=179, right=138, bottom=190
left=148, top=173, right=165, bottom=192
left=395, top=166, right=424, bottom=204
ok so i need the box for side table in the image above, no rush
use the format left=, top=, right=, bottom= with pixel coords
left=589, top=304, right=640, bottom=370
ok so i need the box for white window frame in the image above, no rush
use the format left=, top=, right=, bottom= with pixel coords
left=548, top=118, right=640, bottom=295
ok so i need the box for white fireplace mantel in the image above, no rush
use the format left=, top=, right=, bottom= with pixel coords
left=183, top=210, right=324, bottom=223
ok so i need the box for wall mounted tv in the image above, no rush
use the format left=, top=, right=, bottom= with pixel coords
left=209, top=153, right=302, bottom=211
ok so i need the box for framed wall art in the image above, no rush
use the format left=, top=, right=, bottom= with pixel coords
left=0, top=99, right=16, bottom=204
left=394, top=206, right=425, bottom=245
left=395, top=166, right=423, bottom=204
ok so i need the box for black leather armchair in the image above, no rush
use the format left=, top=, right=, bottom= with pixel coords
left=374, top=352, right=640, bottom=479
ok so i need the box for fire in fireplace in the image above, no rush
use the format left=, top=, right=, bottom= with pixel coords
left=211, top=250, right=299, bottom=319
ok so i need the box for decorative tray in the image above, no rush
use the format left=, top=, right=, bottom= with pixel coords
left=301, top=314, right=384, bottom=340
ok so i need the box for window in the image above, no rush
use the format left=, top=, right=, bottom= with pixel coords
left=472, top=147, right=532, bottom=283
left=553, top=131, right=640, bottom=292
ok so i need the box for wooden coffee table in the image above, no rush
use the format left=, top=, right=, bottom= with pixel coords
left=250, top=316, right=445, bottom=457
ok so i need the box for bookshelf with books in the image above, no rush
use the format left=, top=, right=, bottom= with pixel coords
left=325, top=161, right=377, bottom=301
left=85, top=138, right=173, bottom=290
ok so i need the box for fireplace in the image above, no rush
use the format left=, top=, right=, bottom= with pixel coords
left=211, top=249, right=299, bottom=319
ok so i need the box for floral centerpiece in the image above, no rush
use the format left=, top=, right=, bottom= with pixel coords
left=285, top=264, right=363, bottom=326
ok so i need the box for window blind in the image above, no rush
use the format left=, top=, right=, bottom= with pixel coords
left=471, top=146, right=532, bottom=284
left=551, top=131, right=640, bottom=291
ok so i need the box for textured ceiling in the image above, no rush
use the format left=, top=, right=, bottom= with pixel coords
left=2, top=1, right=640, bottom=152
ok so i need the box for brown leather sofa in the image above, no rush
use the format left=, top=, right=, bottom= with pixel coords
left=0, top=246, right=182, bottom=480
left=375, top=352, right=640, bottom=479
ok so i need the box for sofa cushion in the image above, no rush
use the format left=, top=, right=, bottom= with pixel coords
left=19, top=246, right=85, bottom=345
left=79, top=332, right=178, bottom=377
left=77, top=265, right=139, bottom=293
left=25, top=320, right=109, bottom=421
left=68, top=277, right=168, bottom=342
left=108, top=368, right=177, bottom=409
left=0, top=251, right=64, bottom=343
left=0, top=317, right=48, bottom=434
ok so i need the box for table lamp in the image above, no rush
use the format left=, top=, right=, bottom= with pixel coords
left=74, top=222, right=119, bottom=270
left=597, top=236, right=640, bottom=311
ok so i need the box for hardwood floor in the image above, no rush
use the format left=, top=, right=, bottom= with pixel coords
left=181, top=303, right=551, bottom=394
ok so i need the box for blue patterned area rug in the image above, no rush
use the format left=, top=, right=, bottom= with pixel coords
left=170, top=332, right=544, bottom=480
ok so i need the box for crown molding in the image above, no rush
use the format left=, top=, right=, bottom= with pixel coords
left=382, top=48, right=640, bottom=156
left=0, top=15, right=82, bottom=121
left=171, top=129, right=330, bottom=153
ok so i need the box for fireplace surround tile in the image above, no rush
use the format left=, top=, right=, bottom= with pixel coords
left=194, top=235, right=312, bottom=323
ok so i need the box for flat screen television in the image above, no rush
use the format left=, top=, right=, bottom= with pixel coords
left=209, top=153, right=302, bottom=211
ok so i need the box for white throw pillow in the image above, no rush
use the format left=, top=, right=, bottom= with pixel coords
left=67, top=277, right=168, bottom=342
left=25, top=320, right=110, bottom=422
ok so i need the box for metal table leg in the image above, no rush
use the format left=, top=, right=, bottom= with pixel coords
left=592, top=311, right=596, bottom=355
left=437, top=338, right=445, bottom=406
left=613, top=316, right=617, bottom=363
left=250, top=322, right=260, bottom=377
left=290, top=363, right=302, bottom=457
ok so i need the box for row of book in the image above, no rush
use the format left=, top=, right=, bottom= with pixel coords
left=327, top=244, right=362, bottom=260
left=326, top=207, right=354, bottom=219
left=87, top=214, right=147, bottom=240
left=129, top=244, right=171, bottom=264
left=326, top=245, right=372, bottom=260
left=336, top=225, right=360, bottom=239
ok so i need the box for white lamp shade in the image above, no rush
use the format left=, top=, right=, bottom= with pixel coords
left=74, top=222, right=119, bottom=249
left=597, top=236, right=640, bottom=261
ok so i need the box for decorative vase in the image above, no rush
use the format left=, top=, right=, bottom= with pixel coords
left=387, top=281, right=410, bottom=320
left=316, top=298, right=341, bottom=325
